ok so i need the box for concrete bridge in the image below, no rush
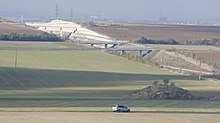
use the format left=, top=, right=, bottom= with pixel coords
left=72, top=39, right=155, bottom=59
left=71, top=40, right=156, bottom=58
left=73, top=40, right=128, bottom=48
left=107, top=46, right=157, bottom=58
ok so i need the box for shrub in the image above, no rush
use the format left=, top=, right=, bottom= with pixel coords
left=0, top=32, right=62, bottom=41
left=136, top=36, right=220, bottom=47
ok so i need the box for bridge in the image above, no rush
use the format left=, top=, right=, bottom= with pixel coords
left=72, top=40, right=155, bottom=58
left=107, top=46, right=157, bottom=58
left=73, top=40, right=128, bottom=48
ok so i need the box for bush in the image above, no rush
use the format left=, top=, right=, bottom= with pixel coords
left=0, top=32, right=62, bottom=41
left=136, top=36, right=220, bottom=47
left=137, top=36, right=178, bottom=45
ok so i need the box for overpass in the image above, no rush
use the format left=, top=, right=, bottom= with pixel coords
left=73, top=40, right=128, bottom=48
left=107, top=46, right=157, bottom=58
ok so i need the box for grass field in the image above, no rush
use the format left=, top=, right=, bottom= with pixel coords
left=1, top=112, right=220, bottom=123
left=0, top=41, right=220, bottom=113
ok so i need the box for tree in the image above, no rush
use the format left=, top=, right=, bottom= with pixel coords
left=0, top=33, right=62, bottom=41
left=140, top=36, right=147, bottom=42
left=166, top=38, right=178, bottom=45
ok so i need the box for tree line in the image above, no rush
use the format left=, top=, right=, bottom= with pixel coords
left=136, top=36, right=220, bottom=47
left=0, top=32, right=62, bottom=41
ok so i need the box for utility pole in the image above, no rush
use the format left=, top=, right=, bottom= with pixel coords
left=160, top=56, right=163, bottom=67
left=178, top=53, right=182, bottom=73
left=15, top=49, right=17, bottom=69
left=20, top=16, right=24, bottom=23
left=55, top=4, right=59, bottom=19
left=198, top=58, right=202, bottom=73
left=70, top=8, right=73, bottom=20
left=199, top=59, right=202, bottom=80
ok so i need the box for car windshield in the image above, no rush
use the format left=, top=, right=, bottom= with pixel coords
left=118, top=106, right=126, bottom=108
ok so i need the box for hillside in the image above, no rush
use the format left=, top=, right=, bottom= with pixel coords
left=0, top=41, right=220, bottom=112
left=141, top=44, right=220, bottom=73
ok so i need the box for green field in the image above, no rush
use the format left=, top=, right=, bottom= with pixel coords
left=0, top=41, right=220, bottom=113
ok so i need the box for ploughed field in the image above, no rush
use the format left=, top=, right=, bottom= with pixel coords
left=0, top=23, right=42, bottom=35
left=0, top=41, right=220, bottom=113
left=192, top=51, right=220, bottom=68
left=89, top=24, right=220, bottom=41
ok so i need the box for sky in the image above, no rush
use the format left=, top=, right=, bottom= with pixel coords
left=0, top=0, right=220, bottom=21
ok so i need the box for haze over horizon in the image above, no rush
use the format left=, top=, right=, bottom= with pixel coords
left=0, top=0, right=220, bottom=22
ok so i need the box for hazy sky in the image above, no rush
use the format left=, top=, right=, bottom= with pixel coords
left=0, top=0, right=220, bottom=21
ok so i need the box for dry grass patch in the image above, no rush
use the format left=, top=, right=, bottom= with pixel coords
left=0, top=112, right=220, bottom=123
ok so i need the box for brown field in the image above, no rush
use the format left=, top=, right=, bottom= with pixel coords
left=190, top=52, right=220, bottom=80
left=0, top=22, right=42, bottom=35
left=192, top=51, right=220, bottom=72
left=89, top=24, right=220, bottom=41
left=0, top=112, right=220, bottom=123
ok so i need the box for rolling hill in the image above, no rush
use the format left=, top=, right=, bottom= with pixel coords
left=0, top=41, right=220, bottom=112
